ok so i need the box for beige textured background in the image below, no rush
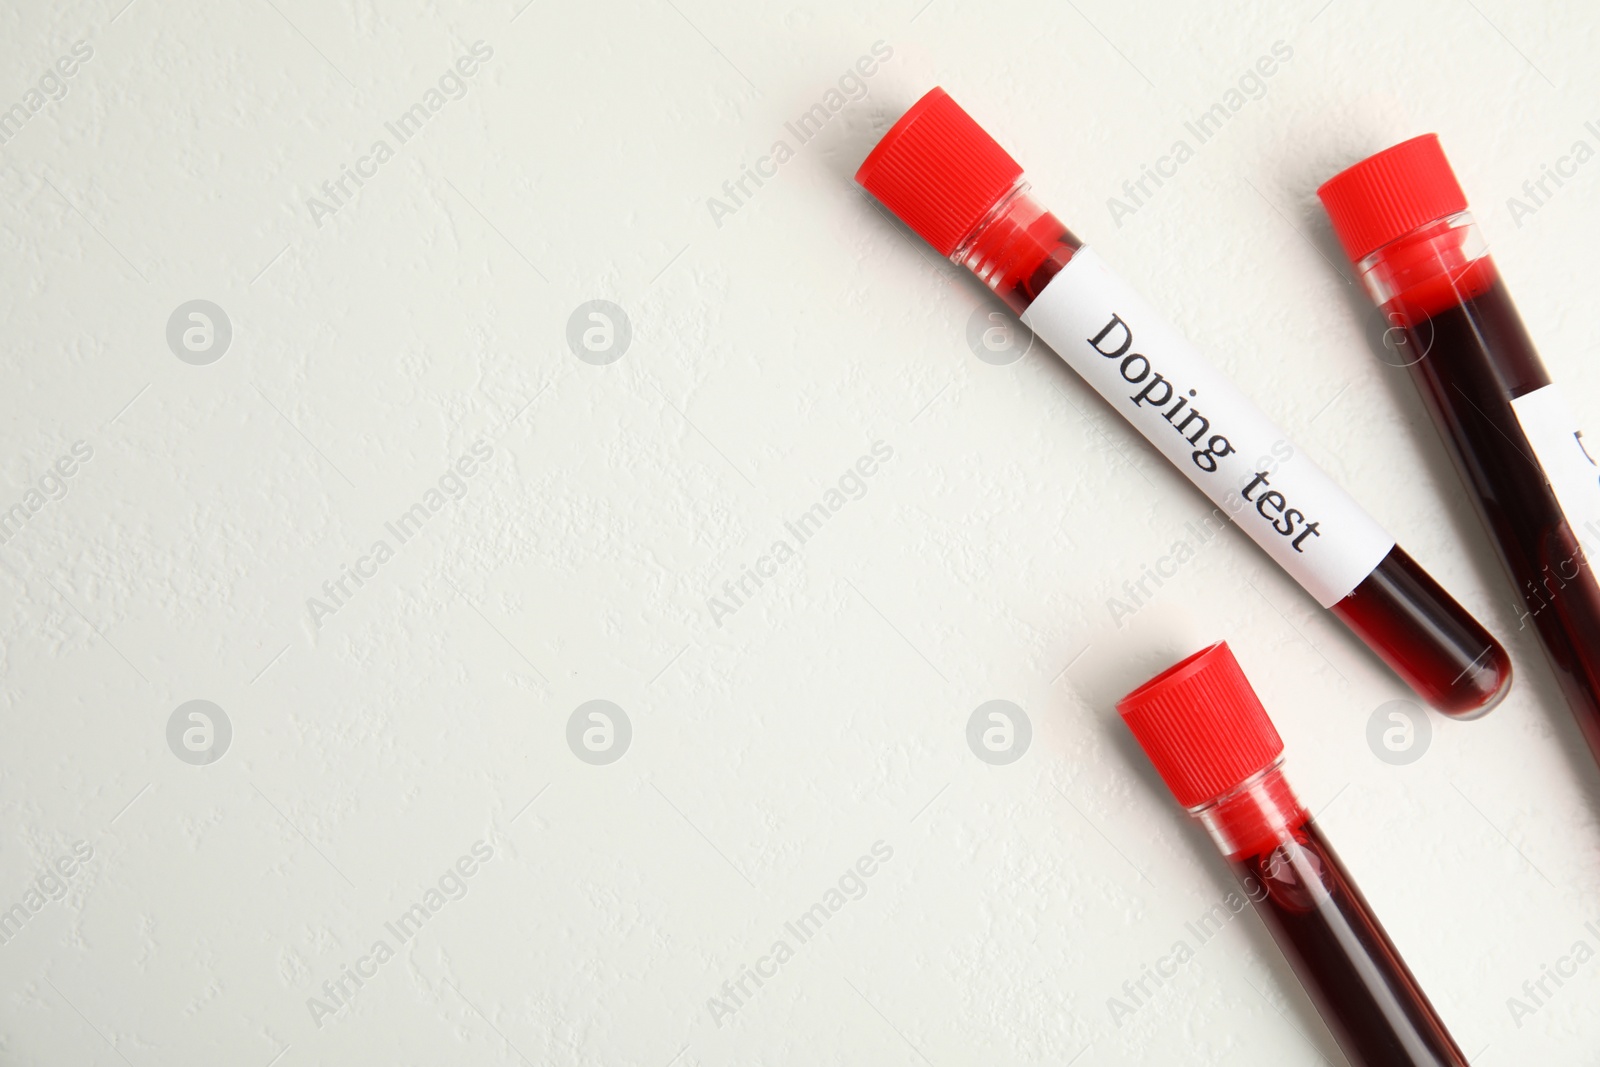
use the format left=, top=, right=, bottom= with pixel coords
left=2, top=0, right=1598, bottom=1063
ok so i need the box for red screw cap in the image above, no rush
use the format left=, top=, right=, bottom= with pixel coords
left=855, top=87, right=1023, bottom=257
left=1317, top=134, right=1470, bottom=265
left=1117, top=642, right=1283, bottom=809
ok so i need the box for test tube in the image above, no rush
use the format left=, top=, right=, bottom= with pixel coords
left=855, top=89, right=1511, bottom=717
left=1319, top=136, right=1600, bottom=766
left=1119, top=642, right=1468, bottom=1067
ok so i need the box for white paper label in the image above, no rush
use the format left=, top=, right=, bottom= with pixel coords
left=1510, top=384, right=1600, bottom=550
left=1020, top=247, right=1394, bottom=607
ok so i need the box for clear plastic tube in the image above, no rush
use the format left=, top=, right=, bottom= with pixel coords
left=1321, top=137, right=1600, bottom=765
left=1121, top=643, right=1469, bottom=1067
left=858, top=91, right=1511, bottom=717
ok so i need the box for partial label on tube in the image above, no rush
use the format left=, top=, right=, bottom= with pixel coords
left=1021, top=247, right=1394, bottom=607
left=1511, top=384, right=1600, bottom=546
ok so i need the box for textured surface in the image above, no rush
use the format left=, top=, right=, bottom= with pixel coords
left=3, top=1, right=1599, bottom=1064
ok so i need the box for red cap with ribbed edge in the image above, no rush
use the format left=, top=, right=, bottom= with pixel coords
left=1116, top=642, right=1283, bottom=810
left=855, top=88, right=1023, bottom=257
left=1318, top=134, right=1470, bottom=265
